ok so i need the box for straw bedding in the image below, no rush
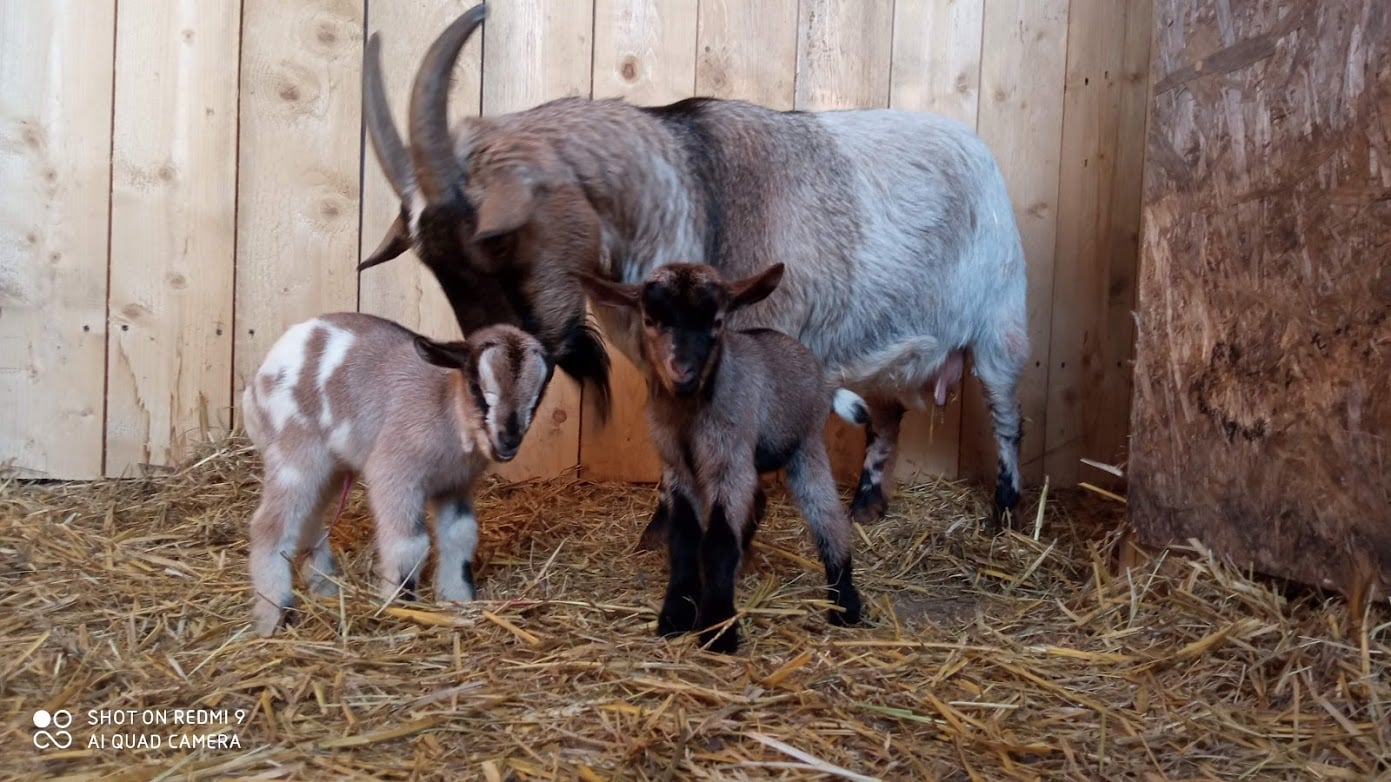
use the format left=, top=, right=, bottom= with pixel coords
left=1, top=438, right=1387, bottom=780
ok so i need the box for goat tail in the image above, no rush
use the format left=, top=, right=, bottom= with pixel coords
left=240, top=385, right=265, bottom=446
left=832, top=389, right=870, bottom=426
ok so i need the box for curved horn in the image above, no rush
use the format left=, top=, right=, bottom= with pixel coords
left=363, top=33, right=415, bottom=200
left=408, top=3, right=487, bottom=205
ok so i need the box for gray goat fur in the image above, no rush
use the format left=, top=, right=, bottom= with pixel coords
left=360, top=5, right=1030, bottom=531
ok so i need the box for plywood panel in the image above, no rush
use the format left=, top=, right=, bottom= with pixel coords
left=359, top=0, right=482, bottom=344
left=0, top=1, right=115, bottom=479
left=481, top=0, right=593, bottom=481
left=966, top=0, right=1069, bottom=486
left=886, top=0, right=987, bottom=482
left=1132, top=0, right=1390, bottom=599
left=106, top=0, right=240, bottom=475
left=235, top=0, right=362, bottom=406
left=580, top=0, right=698, bottom=483
left=794, top=0, right=894, bottom=483
left=696, top=0, right=799, bottom=109
left=1043, top=0, right=1129, bottom=484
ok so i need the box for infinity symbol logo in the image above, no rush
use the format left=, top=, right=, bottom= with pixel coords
left=32, top=709, right=73, bottom=750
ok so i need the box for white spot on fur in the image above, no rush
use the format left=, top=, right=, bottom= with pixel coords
left=315, top=324, right=354, bottom=428
left=327, top=420, right=355, bottom=458
left=832, top=389, right=870, bottom=425
left=408, top=192, right=427, bottom=241
left=274, top=462, right=304, bottom=487
left=477, top=348, right=503, bottom=440
left=256, top=320, right=317, bottom=432
left=457, top=509, right=479, bottom=571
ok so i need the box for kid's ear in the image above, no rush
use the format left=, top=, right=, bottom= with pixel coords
left=414, top=336, right=472, bottom=369
left=729, top=263, right=785, bottom=310
left=577, top=272, right=641, bottom=310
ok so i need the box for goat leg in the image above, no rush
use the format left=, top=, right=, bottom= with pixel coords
left=657, top=490, right=702, bottom=636
left=850, top=399, right=905, bottom=523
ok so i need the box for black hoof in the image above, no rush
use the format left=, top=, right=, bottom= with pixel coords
left=401, top=577, right=418, bottom=602
left=827, top=586, right=863, bottom=627
left=850, top=483, right=888, bottom=524
left=698, top=622, right=740, bottom=654
left=657, top=597, right=698, bottom=637
left=991, top=465, right=1021, bottom=534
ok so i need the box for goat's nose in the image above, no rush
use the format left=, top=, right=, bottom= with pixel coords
left=667, top=359, right=696, bottom=383
left=499, top=431, right=523, bottom=452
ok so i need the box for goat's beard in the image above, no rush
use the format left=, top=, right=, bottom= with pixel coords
left=552, top=319, right=612, bottom=419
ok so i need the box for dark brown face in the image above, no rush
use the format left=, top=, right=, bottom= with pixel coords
left=638, top=266, right=731, bottom=398
left=359, top=14, right=612, bottom=418
left=579, top=262, right=786, bottom=400
left=364, top=185, right=612, bottom=418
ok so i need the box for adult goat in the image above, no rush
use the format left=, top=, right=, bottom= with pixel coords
left=360, top=4, right=1030, bottom=531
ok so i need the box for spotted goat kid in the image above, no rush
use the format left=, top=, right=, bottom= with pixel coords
left=241, top=313, right=553, bottom=636
left=581, top=263, right=866, bottom=653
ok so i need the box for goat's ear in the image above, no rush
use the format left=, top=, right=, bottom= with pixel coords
left=728, top=263, right=785, bottom=311
left=577, top=272, right=641, bottom=310
left=359, top=214, right=412, bottom=270
left=414, top=336, right=472, bottom=370
left=473, top=168, right=539, bottom=242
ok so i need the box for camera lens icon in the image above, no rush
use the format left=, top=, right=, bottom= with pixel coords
left=32, top=709, right=74, bottom=750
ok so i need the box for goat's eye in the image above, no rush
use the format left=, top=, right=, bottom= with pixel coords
left=478, top=233, right=515, bottom=259
left=642, top=315, right=656, bottom=329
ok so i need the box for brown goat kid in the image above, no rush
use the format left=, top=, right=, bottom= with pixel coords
left=242, top=313, right=552, bottom=636
left=582, top=263, right=866, bottom=653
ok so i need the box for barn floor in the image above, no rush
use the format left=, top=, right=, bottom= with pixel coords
left=1, top=440, right=1387, bottom=781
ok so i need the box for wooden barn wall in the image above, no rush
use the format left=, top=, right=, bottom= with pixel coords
left=1131, top=0, right=1391, bottom=597
left=0, top=0, right=1152, bottom=486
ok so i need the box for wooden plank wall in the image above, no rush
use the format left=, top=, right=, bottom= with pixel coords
left=106, top=0, right=240, bottom=474
left=0, top=1, right=114, bottom=478
left=1131, top=0, right=1390, bottom=598
left=0, top=0, right=1154, bottom=489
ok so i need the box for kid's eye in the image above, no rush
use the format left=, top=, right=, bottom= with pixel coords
left=642, top=315, right=656, bottom=328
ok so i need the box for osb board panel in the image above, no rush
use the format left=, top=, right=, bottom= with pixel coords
left=1131, top=0, right=1391, bottom=598
left=0, top=1, right=114, bottom=479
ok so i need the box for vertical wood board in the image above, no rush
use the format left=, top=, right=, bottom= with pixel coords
left=581, top=0, right=699, bottom=483
left=890, top=0, right=985, bottom=125
left=696, top=0, right=799, bottom=109
left=106, top=0, right=240, bottom=474
left=966, top=0, right=1069, bottom=486
left=1044, top=0, right=1130, bottom=484
left=235, top=0, right=363, bottom=407
left=1090, top=0, right=1153, bottom=483
left=359, top=0, right=483, bottom=345
left=794, top=0, right=894, bottom=484
left=0, top=1, right=115, bottom=478
left=480, top=0, right=594, bottom=480
left=885, top=0, right=987, bottom=482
